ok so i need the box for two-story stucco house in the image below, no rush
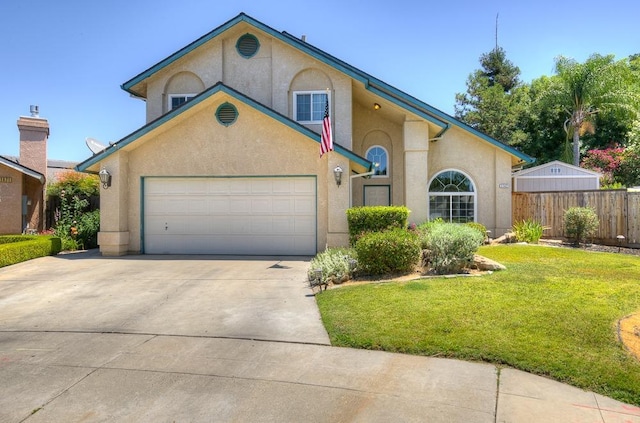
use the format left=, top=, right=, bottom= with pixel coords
left=76, top=13, right=534, bottom=256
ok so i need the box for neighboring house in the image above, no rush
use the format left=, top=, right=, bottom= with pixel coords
left=0, top=110, right=79, bottom=235
left=47, top=159, right=82, bottom=183
left=76, top=13, right=534, bottom=256
left=0, top=112, right=50, bottom=234
left=512, top=160, right=601, bottom=192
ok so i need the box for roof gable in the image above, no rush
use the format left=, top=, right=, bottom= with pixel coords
left=121, top=12, right=534, bottom=165
left=513, top=160, right=602, bottom=178
left=0, top=155, right=45, bottom=183
left=77, top=82, right=371, bottom=172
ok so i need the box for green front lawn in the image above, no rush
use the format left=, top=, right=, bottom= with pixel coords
left=316, top=244, right=640, bottom=405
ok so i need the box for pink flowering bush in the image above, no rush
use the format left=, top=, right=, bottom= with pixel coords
left=582, top=145, right=640, bottom=188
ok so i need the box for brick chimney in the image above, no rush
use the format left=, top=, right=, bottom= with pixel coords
left=17, top=106, right=49, bottom=232
left=17, top=105, right=49, bottom=178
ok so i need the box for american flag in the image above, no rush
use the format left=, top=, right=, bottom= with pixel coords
left=320, top=96, right=333, bottom=157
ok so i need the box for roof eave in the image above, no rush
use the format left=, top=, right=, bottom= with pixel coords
left=0, top=156, right=45, bottom=183
left=77, top=82, right=372, bottom=172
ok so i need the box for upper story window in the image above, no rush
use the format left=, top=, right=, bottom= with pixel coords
left=365, top=146, right=388, bottom=177
left=169, top=94, right=196, bottom=111
left=293, top=91, right=329, bottom=124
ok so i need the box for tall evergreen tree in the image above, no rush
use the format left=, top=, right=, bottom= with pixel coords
left=455, top=46, right=528, bottom=146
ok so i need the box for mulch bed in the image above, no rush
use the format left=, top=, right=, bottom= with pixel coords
left=538, top=239, right=640, bottom=257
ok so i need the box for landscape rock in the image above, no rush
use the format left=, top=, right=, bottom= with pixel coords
left=473, top=254, right=506, bottom=271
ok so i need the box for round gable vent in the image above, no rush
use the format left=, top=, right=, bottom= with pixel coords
left=216, top=102, right=238, bottom=126
left=236, top=33, right=260, bottom=58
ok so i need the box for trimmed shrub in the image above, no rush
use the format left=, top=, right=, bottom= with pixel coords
left=465, top=222, right=487, bottom=239
left=309, top=247, right=357, bottom=285
left=355, top=228, right=421, bottom=275
left=421, top=223, right=484, bottom=274
left=564, top=207, right=599, bottom=245
left=417, top=218, right=445, bottom=249
left=512, top=219, right=546, bottom=244
left=0, top=235, right=62, bottom=268
left=346, top=206, right=410, bottom=246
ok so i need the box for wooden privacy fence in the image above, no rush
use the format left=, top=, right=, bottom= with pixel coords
left=512, top=190, right=640, bottom=247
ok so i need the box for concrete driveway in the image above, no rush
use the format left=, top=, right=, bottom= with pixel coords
left=0, top=250, right=328, bottom=344
left=1, top=251, right=639, bottom=422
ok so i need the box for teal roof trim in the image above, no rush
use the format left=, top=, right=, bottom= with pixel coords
left=366, top=80, right=535, bottom=164
left=77, top=82, right=372, bottom=172
left=120, top=12, right=533, bottom=164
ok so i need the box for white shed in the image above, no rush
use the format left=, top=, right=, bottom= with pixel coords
left=512, top=160, right=602, bottom=192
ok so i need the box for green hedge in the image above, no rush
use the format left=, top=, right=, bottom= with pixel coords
left=0, top=235, right=62, bottom=268
left=355, top=228, right=421, bottom=275
left=346, top=206, right=410, bottom=246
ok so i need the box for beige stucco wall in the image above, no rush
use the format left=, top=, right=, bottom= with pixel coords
left=143, top=23, right=354, bottom=150
left=351, top=101, right=404, bottom=207
left=99, top=93, right=346, bottom=254
left=145, top=37, right=224, bottom=122
left=428, top=127, right=513, bottom=236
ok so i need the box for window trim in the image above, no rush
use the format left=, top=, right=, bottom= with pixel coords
left=365, top=145, right=389, bottom=178
left=168, top=93, right=197, bottom=111
left=427, top=169, right=477, bottom=223
left=293, top=90, right=331, bottom=124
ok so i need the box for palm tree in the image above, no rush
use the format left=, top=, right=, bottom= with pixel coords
left=553, top=54, right=638, bottom=166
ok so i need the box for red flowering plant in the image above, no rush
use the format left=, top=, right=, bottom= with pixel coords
left=581, top=145, right=626, bottom=188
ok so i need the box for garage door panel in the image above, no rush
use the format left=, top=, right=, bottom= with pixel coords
left=294, top=216, right=315, bottom=234
left=294, top=198, right=314, bottom=213
left=230, top=198, right=251, bottom=213
left=251, top=198, right=272, bottom=213
left=294, top=178, right=315, bottom=194
left=251, top=179, right=273, bottom=194
left=186, top=198, right=208, bottom=215
left=144, top=177, right=316, bottom=255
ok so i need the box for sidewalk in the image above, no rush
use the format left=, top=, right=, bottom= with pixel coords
left=1, top=333, right=639, bottom=422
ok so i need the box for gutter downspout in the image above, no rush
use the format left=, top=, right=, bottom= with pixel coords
left=430, top=124, right=450, bottom=141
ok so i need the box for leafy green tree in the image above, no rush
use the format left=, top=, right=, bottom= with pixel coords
left=520, top=55, right=640, bottom=165
left=455, top=47, right=528, bottom=146
left=47, top=171, right=100, bottom=250
left=519, top=76, right=567, bottom=163
left=549, top=54, right=639, bottom=166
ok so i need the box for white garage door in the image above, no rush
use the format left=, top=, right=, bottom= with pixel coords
left=144, top=177, right=316, bottom=255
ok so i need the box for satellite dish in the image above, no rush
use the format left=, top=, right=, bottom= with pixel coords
left=85, top=137, right=108, bottom=154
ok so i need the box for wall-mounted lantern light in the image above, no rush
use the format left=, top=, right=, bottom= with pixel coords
left=373, top=103, right=381, bottom=110
left=99, top=168, right=112, bottom=189
left=333, top=165, right=343, bottom=187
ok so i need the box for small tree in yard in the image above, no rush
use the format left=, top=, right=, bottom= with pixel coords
left=564, top=207, right=599, bottom=245
left=47, top=171, right=100, bottom=250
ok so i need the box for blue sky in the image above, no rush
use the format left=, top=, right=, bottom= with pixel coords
left=1, top=0, right=638, bottom=162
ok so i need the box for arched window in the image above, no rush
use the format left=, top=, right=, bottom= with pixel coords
left=428, top=170, right=476, bottom=223
left=365, top=146, right=388, bottom=177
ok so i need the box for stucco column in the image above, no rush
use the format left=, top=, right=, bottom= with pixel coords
left=494, top=151, right=513, bottom=237
left=326, top=154, right=350, bottom=248
left=403, top=120, right=429, bottom=224
left=97, top=151, right=130, bottom=256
